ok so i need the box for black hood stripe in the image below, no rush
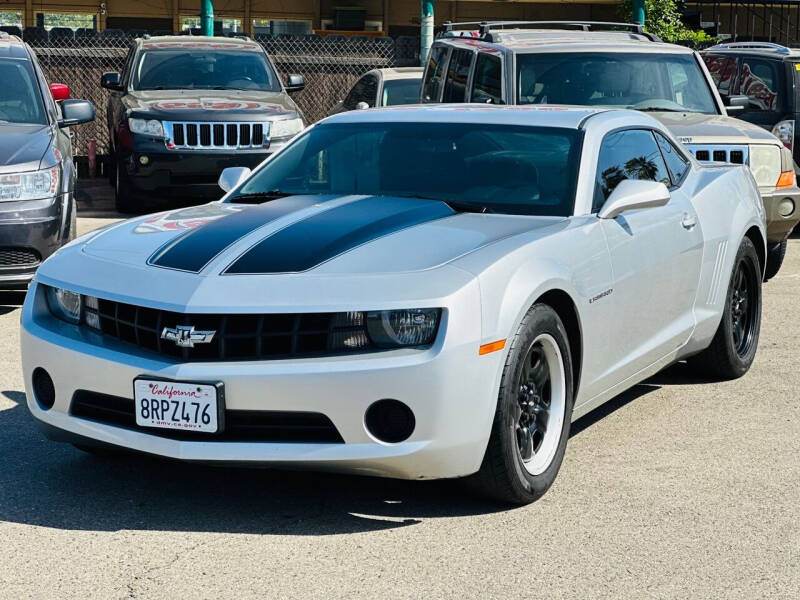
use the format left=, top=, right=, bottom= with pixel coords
left=225, top=196, right=455, bottom=274
left=149, top=196, right=326, bottom=272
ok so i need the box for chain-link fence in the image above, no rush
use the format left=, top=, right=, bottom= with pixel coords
left=25, top=33, right=421, bottom=158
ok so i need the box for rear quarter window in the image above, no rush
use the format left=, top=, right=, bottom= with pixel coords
left=471, top=53, right=503, bottom=104
left=421, top=46, right=448, bottom=102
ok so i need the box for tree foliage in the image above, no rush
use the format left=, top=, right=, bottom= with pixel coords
left=620, top=0, right=717, bottom=46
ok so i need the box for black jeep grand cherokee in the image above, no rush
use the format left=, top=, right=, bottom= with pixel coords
left=101, top=36, right=305, bottom=213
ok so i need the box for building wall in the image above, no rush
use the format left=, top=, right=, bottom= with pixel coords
left=0, top=0, right=621, bottom=35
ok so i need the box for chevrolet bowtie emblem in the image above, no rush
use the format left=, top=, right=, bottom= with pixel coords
left=161, top=325, right=216, bottom=348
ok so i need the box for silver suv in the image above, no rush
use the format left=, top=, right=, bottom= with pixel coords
left=422, top=21, right=800, bottom=279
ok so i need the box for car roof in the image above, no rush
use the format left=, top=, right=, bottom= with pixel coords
left=321, top=103, right=660, bottom=130
left=138, top=35, right=263, bottom=51
left=375, top=67, right=423, bottom=80
left=438, top=34, right=695, bottom=55
left=0, top=34, right=30, bottom=59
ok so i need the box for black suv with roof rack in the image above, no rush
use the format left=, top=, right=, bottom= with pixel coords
left=101, top=35, right=306, bottom=213
left=0, top=32, right=94, bottom=288
left=421, top=20, right=800, bottom=280
left=701, top=42, right=800, bottom=165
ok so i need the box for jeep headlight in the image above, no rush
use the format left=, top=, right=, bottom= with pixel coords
left=128, top=118, right=165, bottom=138
left=749, top=145, right=781, bottom=187
left=0, top=167, right=60, bottom=202
left=366, top=309, right=441, bottom=348
left=270, top=117, right=304, bottom=139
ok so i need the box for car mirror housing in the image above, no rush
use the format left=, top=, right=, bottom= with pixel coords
left=286, top=74, right=305, bottom=93
left=58, top=99, right=96, bottom=128
left=100, top=71, right=123, bottom=91
left=218, top=167, right=252, bottom=193
left=355, top=101, right=370, bottom=110
left=725, top=94, right=749, bottom=113
left=598, top=179, right=670, bottom=220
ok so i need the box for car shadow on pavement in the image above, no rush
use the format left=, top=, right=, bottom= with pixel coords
left=0, top=391, right=509, bottom=535
left=0, top=291, right=26, bottom=316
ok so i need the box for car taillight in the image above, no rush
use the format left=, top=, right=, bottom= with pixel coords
left=771, top=119, right=795, bottom=151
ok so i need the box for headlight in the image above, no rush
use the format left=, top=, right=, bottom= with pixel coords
left=128, top=118, right=165, bottom=138
left=270, top=117, right=304, bottom=139
left=45, top=286, right=82, bottom=324
left=366, top=308, right=441, bottom=348
left=0, top=166, right=60, bottom=202
left=749, top=145, right=782, bottom=187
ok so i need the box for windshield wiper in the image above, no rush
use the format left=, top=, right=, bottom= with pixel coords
left=636, top=107, right=695, bottom=113
left=230, top=190, right=295, bottom=203
left=393, top=194, right=494, bottom=214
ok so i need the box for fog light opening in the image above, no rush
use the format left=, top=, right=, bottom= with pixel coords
left=365, top=399, right=415, bottom=444
left=778, top=197, right=795, bottom=217
left=138, top=155, right=150, bottom=166
left=32, top=368, right=56, bottom=410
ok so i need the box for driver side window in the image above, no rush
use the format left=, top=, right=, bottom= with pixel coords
left=593, top=129, right=671, bottom=213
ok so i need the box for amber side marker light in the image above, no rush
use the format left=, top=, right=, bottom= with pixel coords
left=777, top=170, right=796, bottom=188
left=479, top=339, right=506, bottom=355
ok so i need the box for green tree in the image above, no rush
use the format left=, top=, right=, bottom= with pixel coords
left=620, top=0, right=717, bottom=46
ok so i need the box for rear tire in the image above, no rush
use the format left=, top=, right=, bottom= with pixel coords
left=468, top=304, right=574, bottom=505
left=689, top=237, right=762, bottom=380
left=114, top=155, right=137, bottom=214
left=763, top=239, right=787, bottom=282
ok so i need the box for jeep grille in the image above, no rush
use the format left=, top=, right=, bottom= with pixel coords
left=165, top=121, right=269, bottom=150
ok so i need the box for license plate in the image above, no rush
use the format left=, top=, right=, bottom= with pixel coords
left=134, top=379, right=222, bottom=433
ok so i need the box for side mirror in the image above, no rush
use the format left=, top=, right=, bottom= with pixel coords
left=50, top=83, right=70, bottom=101
left=218, top=166, right=252, bottom=193
left=58, top=99, right=96, bottom=128
left=100, top=71, right=123, bottom=91
left=355, top=101, right=370, bottom=110
left=725, top=94, right=749, bottom=113
left=598, top=179, right=670, bottom=220
left=286, top=74, right=305, bottom=93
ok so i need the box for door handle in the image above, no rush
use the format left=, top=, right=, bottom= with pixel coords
left=681, top=213, right=697, bottom=230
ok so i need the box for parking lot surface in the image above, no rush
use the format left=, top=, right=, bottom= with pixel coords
left=0, top=211, right=797, bottom=599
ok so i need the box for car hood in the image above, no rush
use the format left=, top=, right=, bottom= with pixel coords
left=0, top=123, right=52, bottom=172
left=39, top=196, right=565, bottom=311
left=122, top=89, right=299, bottom=121
left=651, top=112, right=779, bottom=145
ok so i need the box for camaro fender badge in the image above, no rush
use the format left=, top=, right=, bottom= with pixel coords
left=678, top=136, right=693, bottom=144
left=589, top=289, right=613, bottom=304
left=161, top=325, right=216, bottom=348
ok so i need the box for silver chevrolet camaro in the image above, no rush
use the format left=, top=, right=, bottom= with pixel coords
left=20, top=105, right=766, bottom=504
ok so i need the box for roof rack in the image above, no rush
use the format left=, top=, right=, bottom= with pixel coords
left=440, top=21, right=660, bottom=43
left=706, top=41, right=792, bottom=55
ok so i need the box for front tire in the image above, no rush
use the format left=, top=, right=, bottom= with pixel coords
left=763, top=239, right=787, bottom=282
left=470, top=304, right=574, bottom=505
left=689, top=237, right=762, bottom=380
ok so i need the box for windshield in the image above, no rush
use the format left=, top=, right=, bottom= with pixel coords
left=133, top=50, right=281, bottom=91
left=381, top=78, right=421, bottom=106
left=231, top=122, right=582, bottom=216
left=517, top=52, right=719, bottom=114
left=0, top=59, right=46, bottom=125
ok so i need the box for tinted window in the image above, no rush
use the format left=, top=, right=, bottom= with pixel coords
left=421, top=46, right=448, bottom=102
left=517, top=52, right=718, bottom=114
left=345, top=74, right=378, bottom=109
left=471, top=53, right=503, bottom=104
left=594, top=130, right=671, bottom=212
left=381, top=78, right=422, bottom=106
left=133, top=49, right=281, bottom=91
left=234, top=122, right=583, bottom=217
left=740, top=58, right=779, bottom=111
left=0, top=59, right=46, bottom=125
left=654, top=132, right=690, bottom=185
left=442, top=49, right=473, bottom=103
left=703, top=54, right=738, bottom=96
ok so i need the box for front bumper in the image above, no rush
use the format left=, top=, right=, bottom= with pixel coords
left=119, top=137, right=291, bottom=202
left=761, top=185, right=800, bottom=242
left=20, top=282, right=499, bottom=480
left=0, top=195, right=66, bottom=288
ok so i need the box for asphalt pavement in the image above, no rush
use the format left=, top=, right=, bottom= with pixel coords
left=0, top=201, right=797, bottom=599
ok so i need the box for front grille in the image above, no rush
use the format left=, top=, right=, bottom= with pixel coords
left=688, top=145, right=748, bottom=165
left=90, top=298, right=375, bottom=362
left=0, top=247, right=41, bottom=268
left=70, top=390, right=344, bottom=443
left=166, top=121, right=269, bottom=150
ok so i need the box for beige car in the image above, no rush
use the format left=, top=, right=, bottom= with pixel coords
left=422, top=21, right=800, bottom=279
